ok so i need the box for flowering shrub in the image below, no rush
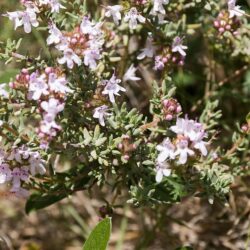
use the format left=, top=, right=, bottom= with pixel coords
left=0, top=0, right=249, bottom=219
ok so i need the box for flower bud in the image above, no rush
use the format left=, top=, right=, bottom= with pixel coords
left=165, top=114, right=173, bottom=121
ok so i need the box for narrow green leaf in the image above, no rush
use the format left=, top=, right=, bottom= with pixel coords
left=25, top=193, right=67, bottom=214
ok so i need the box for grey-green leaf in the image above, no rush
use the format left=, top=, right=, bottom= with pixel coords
left=83, top=217, right=112, bottom=250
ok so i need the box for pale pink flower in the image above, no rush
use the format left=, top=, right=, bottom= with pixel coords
left=40, top=98, right=64, bottom=117
left=156, top=138, right=176, bottom=162
left=155, top=160, right=171, bottom=183
left=47, top=22, right=63, bottom=45
left=83, top=49, right=101, bottom=69
left=152, top=0, right=169, bottom=15
left=0, top=84, right=9, bottom=98
left=137, top=36, right=155, bottom=60
left=11, top=167, right=29, bottom=188
left=172, top=37, right=187, bottom=57
left=105, top=5, right=123, bottom=25
left=93, top=105, right=110, bottom=126
left=48, top=73, right=72, bottom=94
left=29, top=152, right=46, bottom=176
left=4, top=7, right=39, bottom=33
left=102, top=74, right=126, bottom=103
left=123, top=65, right=141, bottom=82
left=228, top=0, right=245, bottom=18
left=0, top=164, right=12, bottom=184
left=174, top=138, right=194, bottom=164
left=28, top=73, right=49, bottom=100
left=124, top=7, right=146, bottom=30
left=58, top=48, right=82, bottom=69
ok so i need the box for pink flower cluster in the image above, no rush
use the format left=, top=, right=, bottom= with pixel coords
left=154, top=37, right=187, bottom=70
left=155, top=117, right=208, bottom=182
left=0, top=146, right=46, bottom=197
left=10, top=67, right=72, bottom=148
left=214, top=11, right=241, bottom=36
left=4, top=0, right=64, bottom=33
left=47, top=16, right=104, bottom=69
left=162, top=98, right=182, bottom=121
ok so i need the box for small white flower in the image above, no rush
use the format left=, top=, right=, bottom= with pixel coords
left=137, top=36, right=156, bottom=60
left=3, top=11, right=23, bottom=30
left=39, top=0, right=65, bottom=13
left=124, top=7, right=146, bottom=30
left=0, top=164, right=12, bottom=184
left=80, top=16, right=103, bottom=37
left=228, top=0, right=245, bottom=18
left=170, top=117, right=190, bottom=136
left=155, top=160, right=171, bottom=183
left=48, top=73, right=72, bottom=94
left=193, top=140, right=208, bottom=157
left=11, top=167, right=29, bottom=188
left=47, top=23, right=63, bottom=45
left=4, top=7, right=39, bottom=33
left=29, top=152, right=46, bottom=176
left=123, top=64, right=141, bottom=82
left=156, top=138, right=176, bottom=162
left=102, top=74, right=126, bottom=103
left=172, top=36, right=187, bottom=57
left=105, top=5, right=123, bottom=25
left=84, top=49, right=101, bottom=70
left=0, top=84, right=9, bottom=98
left=93, top=105, right=110, bottom=126
left=40, top=98, right=64, bottom=118
left=174, top=138, right=194, bottom=164
left=40, top=119, right=61, bottom=135
left=58, top=48, right=82, bottom=69
left=28, top=73, right=49, bottom=100
left=80, top=16, right=95, bottom=34
left=152, top=0, right=169, bottom=15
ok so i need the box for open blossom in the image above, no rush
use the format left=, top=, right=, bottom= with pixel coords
left=123, top=65, right=141, bottom=82
left=172, top=37, right=187, bottom=57
left=29, top=152, right=46, bottom=176
left=48, top=73, right=72, bottom=94
left=228, top=0, right=245, bottom=18
left=154, top=56, right=165, bottom=70
left=124, top=7, right=146, bottom=30
left=4, top=6, right=39, bottom=33
left=0, top=146, right=46, bottom=197
left=170, top=117, right=208, bottom=156
left=53, top=17, right=103, bottom=70
left=47, top=23, right=63, bottom=45
left=105, top=5, right=123, bottom=25
left=58, top=48, right=82, bottom=69
left=28, top=73, right=49, bottom=100
left=102, top=74, right=126, bottom=103
left=11, top=167, right=29, bottom=188
left=156, top=138, right=175, bottom=162
left=174, top=138, right=194, bottom=164
left=93, top=105, right=110, bottom=126
left=154, top=116, right=209, bottom=171
left=0, top=164, right=12, bottom=184
left=80, top=16, right=103, bottom=37
left=83, top=49, right=101, bottom=69
left=137, top=36, right=156, bottom=60
left=0, top=84, right=9, bottom=98
left=41, top=98, right=64, bottom=118
left=152, top=0, right=169, bottom=15
left=170, top=117, right=208, bottom=157
left=39, top=0, right=65, bottom=13
left=155, top=161, right=171, bottom=183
